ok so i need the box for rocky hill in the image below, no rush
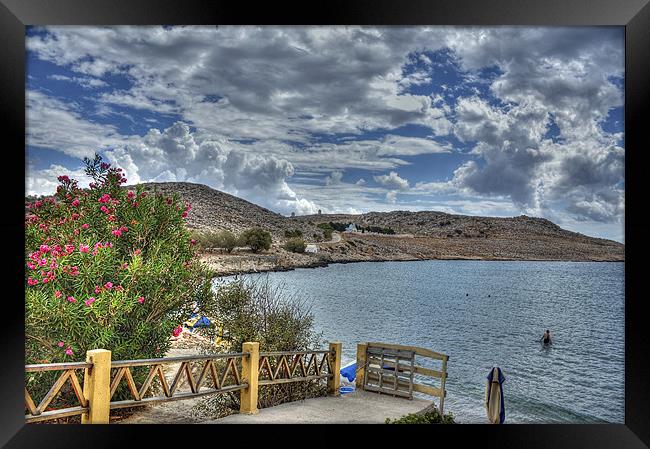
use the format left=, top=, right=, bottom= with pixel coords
left=27, top=182, right=624, bottom=264
left=140, top=182, right=623, bottom=263
left=138, top=182, right=323, bottom=239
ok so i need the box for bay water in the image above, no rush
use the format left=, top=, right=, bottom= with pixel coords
left=215, top=260, right=624, bottom=423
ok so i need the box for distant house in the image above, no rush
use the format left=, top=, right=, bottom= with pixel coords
left=305, top=244, right=318, bottom=253
left=345, top=223, right=358, bottom=232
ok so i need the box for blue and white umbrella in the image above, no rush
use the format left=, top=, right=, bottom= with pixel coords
left=485, top=367, right=506, bottom=424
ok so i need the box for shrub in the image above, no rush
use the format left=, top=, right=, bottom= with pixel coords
left=218, top=230, right=239, bottom=252
left=194, top=277, right=324, bottom=418
left=283, top=238, right=306, bottom=253
left=328, top=222, right=348, bottom=232
left=316, top=223, right=333, bottom=241
left=385, top=409, right=455, bottom=424
left=25, top=154, right=215, bottom=406
left=284, top=229, right=303, bottom=238
left=191, top=230, right=240, bottom=253
left=358, top=225, right=396, bottom=235
left=240, top=228, right=272, bottom=252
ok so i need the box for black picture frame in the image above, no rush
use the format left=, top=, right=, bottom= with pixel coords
left=2, top=0, right=648, bottom=447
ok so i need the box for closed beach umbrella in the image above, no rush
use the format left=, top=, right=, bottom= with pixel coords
left=485, top=367, right=506, bottom=424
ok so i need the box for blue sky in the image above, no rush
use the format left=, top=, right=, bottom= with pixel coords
left=25, top=26, right=625, bottom=242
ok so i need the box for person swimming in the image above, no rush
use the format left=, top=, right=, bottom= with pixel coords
left=540, top=329, right=552, bottom=345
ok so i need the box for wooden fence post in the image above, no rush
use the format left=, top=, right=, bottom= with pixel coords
left=81, top=349, right=111, bottom=424
left=327, top=342, right=342, bottom=396
left=439, top=355, right=448, bottom=414
left=355, top=343, right=367, bottom=390
left=240, top=342, right=259, bottom=415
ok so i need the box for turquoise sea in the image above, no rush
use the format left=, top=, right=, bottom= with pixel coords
left=215, top=260, right=625, bottom=423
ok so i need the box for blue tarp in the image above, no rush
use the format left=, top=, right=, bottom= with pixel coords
left=193, top=316, right=211, bottom=328
left=340, top=362, right=357, bottom=382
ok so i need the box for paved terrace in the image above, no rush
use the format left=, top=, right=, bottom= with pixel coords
left=118, top=389, right=431, bottom=424
left=212, top=390, right=431, bottom=424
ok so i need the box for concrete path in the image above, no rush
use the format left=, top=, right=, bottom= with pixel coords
left=209, top=390, right=431, bottom=424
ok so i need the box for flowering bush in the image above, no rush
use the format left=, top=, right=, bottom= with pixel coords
left=25, top=155, right=215, bottom=404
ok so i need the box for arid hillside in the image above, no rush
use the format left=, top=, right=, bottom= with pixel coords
left=142, top=182, right=624, bottom=264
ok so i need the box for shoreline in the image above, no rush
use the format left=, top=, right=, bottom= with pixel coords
left=205, top=253, right=624, bottom=279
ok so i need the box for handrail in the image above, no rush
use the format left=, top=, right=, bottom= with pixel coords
left=25, top=342, right=341, bottom=423
left=111, top=352, right=248, bottom=368
left=260, top=349, right=334, bottom=356
left=25, top=362, right=92, bottom=372
left=365, top=342, right=449, bottom=361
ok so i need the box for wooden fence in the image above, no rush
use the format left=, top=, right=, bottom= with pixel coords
left=355, top=342, right=449, bottom=413
left=25, top=342, right=341, bottom=423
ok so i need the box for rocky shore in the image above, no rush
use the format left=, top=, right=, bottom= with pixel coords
left=131, top=182, right=623, bottom=275
left=201, top=230, right=623, bottom=278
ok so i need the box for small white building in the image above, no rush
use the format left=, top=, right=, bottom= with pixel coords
left=305, top=244, right=318, bottom=253
left=345, top=223, right=358, bottom=232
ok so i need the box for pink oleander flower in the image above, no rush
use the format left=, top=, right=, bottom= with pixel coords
left=84, top=297, right=95, bottom=306
left=121, top=262, right=129, bottom=269
left=34, top=200, right=43, bottom=208
left=100, top=205, right=109, bottom=214
left=98, top=194, right=111, bottom=203
left=55, top=291, right=62, bottom=298
left=107, top=215, right=116, bottom=222
left=166, top=198, right=173, bottom=205
left=111, top=229, right=122, bottom=237
left=57, top=175, right=69, bottom=182
left=71, top=213, right=80, bottom=220
left=57, top=341, right=65, bottom=347
left=38, top=258, right=47, bottom=266
left=104, top=282, right=113, bottom=290
left=65, top=244, right=74, bottom=254
left=39, top=244, right=50, bottom=253
left=81, top=223, right=89, bottom=229
left=134, top=249, right=142, bottom=256
left=71, top=199, right=80, bottom=207
left=138, top=296, right=145, bottom=304
left=127, top=191, right=135, bottom=199
left=73, top=229, right=79, bottom=235
left=67, top=296, right=76, bottom=303
left=94, top=286, right=101, bottom=294
left=172, top=325, right=183, bottom=337
left=42, top=277, right=50, bottom=284
left=190, top=239, right=196, bottom=245
left=182, top=211, right=188, bottom=218
left=79, top=244, right=89, bottom=253
left=115, top=285, right=123, bottom=291
left=27, top=278, right=38, bottom=286
left=65, top=346, right=73, bottom=356
left=120, top=226, right=128, bottom=232
left=27, top=262, right=36, bottom=269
